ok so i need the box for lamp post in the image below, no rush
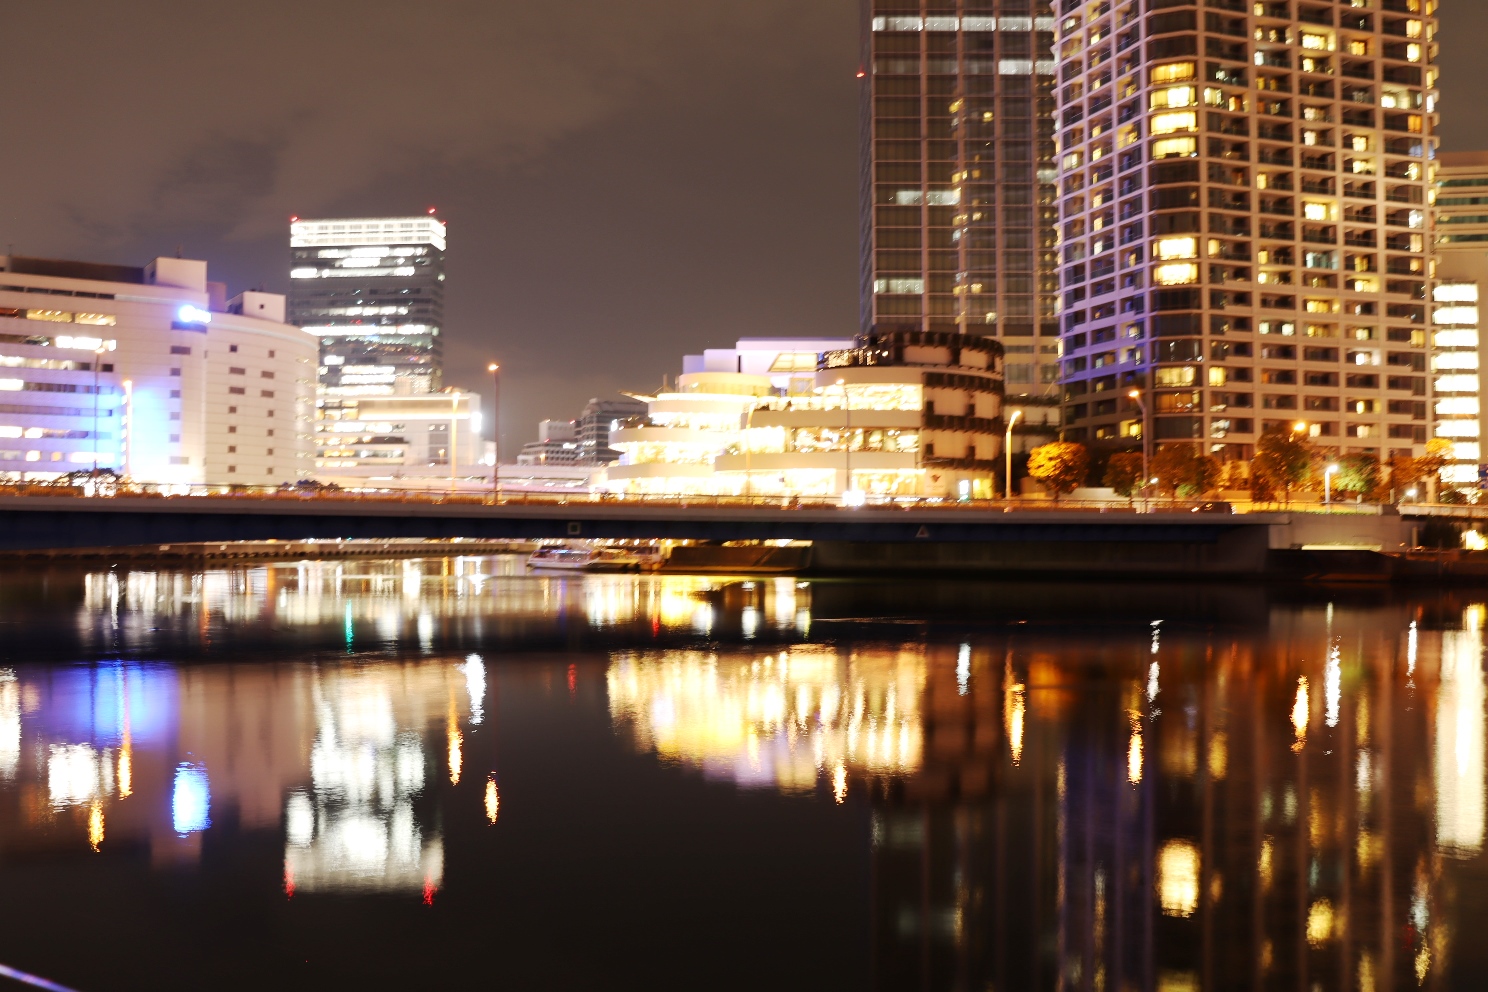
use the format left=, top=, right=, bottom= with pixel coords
left=1004, top=409, right=1023, bottom=501
left=93, top=345, right=104, bottom=476
left=1325, top=463, right=1339, bottom=506
left=487, top=363, right=501, bottom=501
left=838, top=378, right=853, bottom=501
left=1128, top=389, right=1150, bottom=503
left=449, top=390, right=460, bottom=491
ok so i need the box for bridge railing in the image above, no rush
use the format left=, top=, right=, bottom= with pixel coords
left=0, top=479, right=1449, bottom=516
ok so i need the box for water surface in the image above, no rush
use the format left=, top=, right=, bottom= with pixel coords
left=0, top=558, right=1483, bottom=990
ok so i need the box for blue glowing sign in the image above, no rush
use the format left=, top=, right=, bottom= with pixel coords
left=172, top=762, right=211, bottom=834
left=176, top=305, right=212, bottom=325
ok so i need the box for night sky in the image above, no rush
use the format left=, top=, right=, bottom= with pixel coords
left=2, top=1, right=1485, bottom=450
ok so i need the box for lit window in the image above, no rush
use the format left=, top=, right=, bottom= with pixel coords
left=1150, top=112, right=1197, bottom=135
left=1154, top=366, right=1197, bottom=387
left=1154, top=263, right=1199, bottom=285
left=1434, top=307, right=1480, bottom=326
left=1303, top=201, right=1335, bottom=221
left=1155, top=237, right=1198, bottom=260
left=1152, top=137, right=1198, bottom=159
left=1150, top=62, right=1196, bottom=85
left=1300, top=32, right=1332, bottom=51
left=1434, top=284, right=1479, bottom=304
left=1150, top=86, right=1197, bottom=110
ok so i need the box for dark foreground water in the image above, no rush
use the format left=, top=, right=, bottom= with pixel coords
left=0, top=559, right=1484, bottom=990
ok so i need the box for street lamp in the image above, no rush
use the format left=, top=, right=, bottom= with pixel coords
left=487, top=363, right=501, bottom=501
left=837, top=378, right=855, bottom=502
left=1128, top=389, right=1150, bottom=502
left=449, top=390, right=461, bottom=491
left=1325, top=463, right=1339, bottom=505
left=92, top=345, right=104, bottom=476
left=1004, top=409, right=1023, bottom=500
left=1293, top=421, right=1309, bottom=435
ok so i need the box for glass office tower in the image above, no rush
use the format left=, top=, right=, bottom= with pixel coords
left=861, top=1, right=1060, bottom=404
left=1054, top=0, right=1438, bottom=464
left=289, top=216, right=447, bottom=395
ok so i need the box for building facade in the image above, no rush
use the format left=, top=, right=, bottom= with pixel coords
left=1054, top=0, right=1437, bottom=467
left=862, top=2, right=1061, bottom=409
left=289, top=216, right=447, bottom=396
left=0, top=255, right=315, bottom=486
left=605, top=333, right=1005, bottom=499
left=1431, top=151, right=1488, bottom=487
left=314, top=390, right=486, bottom=490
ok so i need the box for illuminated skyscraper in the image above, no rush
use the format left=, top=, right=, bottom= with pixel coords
left=1054, top=0, right=1438, bottom=464
left=289, top=216, right=447, bottom=395
left=861, top=3, right=1061, bottom=416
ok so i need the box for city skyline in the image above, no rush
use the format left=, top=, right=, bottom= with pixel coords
left=3, top=2, right=1488, bottom=452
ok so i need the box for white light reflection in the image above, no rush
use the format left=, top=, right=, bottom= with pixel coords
left=172, top=762, right=211, bottom=834
left=1436, top=606, right=1486, bottom=856
left=0, top=669, right=18, bottom=780
left=1325, top=642, right=1342, bottom=729
left=956, top=643, right=971, bottom=695
left=461, top=654, right=487, bottom=725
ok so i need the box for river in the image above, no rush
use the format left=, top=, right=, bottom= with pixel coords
left=0, top=556, right=1481, bottom=990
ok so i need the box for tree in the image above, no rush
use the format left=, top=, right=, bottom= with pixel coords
left=1331, top=453, right=1381, bottom=500
left=1027, top=441, right=1090, bottom=501
left=1387, top=453, right=1424, bottom=500
left=1150, top=444, right=1221, bottom=499
left=1103, top=451, right=1144, bottom=498
left=1251, top=428, right=1315, bottom=504
left=1419, top=438, right=1453, bottom=498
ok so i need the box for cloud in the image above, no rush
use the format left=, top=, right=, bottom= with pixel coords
left=0, top=0, right=849, bottom=250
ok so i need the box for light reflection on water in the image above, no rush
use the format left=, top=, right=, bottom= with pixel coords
left=0, top=562, right=1485, bottom=987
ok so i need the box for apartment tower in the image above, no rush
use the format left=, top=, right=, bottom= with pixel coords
left=1055, top=0, right=1437, bottom=465
left=289, top=215, right=447, bottom=395
left=862, top=1, right=1060, bottom=416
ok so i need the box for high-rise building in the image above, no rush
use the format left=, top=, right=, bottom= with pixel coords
left=861, top=3, right=1060, bottom=417
left=1054, top=0, right=1437, bottom=468
left=289, top=216, right=447, bottom=395
left=1430, top=151, right=1487, bottom=486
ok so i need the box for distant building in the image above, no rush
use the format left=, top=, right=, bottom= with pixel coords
left=314, top=390, right=486, bottom=490
left=517, top=419, right=580, bottom=466
left=289, top=216, right=447, bottom=395
left=0, top=255, right=316, bottom=486
left=576, top=397, right=648, bottom=466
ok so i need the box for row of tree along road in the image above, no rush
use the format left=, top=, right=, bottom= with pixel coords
left=1022, top=431, right=1460, bottom=505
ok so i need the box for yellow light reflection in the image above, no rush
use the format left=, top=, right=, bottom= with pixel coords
left=117, top=744, right=132, bottom=799
left=832, top=762, right=847, bottom=804
left=1292, top=676, right=1310, bottom=752
left=447, top=715, right=463, bottom=787
left=607, top=646, right=925, bottom=794
left=1208, top=732, right=1228, bottom=780
left=484, top=779, right=500, bottom=824
left=87, top=801, right=104, bottom=852
left=1004, top=669, right=1026, bottom=765
left=1306, top=899, right=1335, bottom=946
left=1157, top=839, right=1200, bottom=917
left=1259, top=837, right=1274, bottom=891
left=1128, top=729, right=1143, bottom=784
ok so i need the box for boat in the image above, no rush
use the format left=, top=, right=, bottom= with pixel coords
left=526, top=545, right=659, bottom=572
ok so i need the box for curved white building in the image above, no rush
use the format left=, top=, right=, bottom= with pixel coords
left=605, top=332, right=1006, bottom=500
left=0, top=255, right=316, bottom=486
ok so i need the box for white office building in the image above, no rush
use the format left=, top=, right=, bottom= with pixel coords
left=0, top=255, right=316, bottom=486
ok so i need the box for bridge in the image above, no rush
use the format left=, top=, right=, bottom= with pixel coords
left=0, top=491, right=1421, bottom=577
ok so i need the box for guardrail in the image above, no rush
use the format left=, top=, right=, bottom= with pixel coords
left=0, top=480, right=1463, bottom=516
